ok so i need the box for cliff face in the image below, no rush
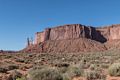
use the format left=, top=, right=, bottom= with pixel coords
left=35, top=24, right=120, bottom=44
left=97, top=24, right=120, bottom=41
left=35, top=24, right=107, bottom=44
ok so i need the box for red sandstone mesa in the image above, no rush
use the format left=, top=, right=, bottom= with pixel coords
left=35, top=24, right=107, bottom=44
left=23, top=24, right=120, bottom=53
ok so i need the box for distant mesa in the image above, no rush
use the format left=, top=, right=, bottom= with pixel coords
left=22, top=24, right=120, bottom=53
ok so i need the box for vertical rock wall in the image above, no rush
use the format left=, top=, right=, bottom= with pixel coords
left=97, top=24, right=120, bottom=41
left=35, top=32, right=45, bottom=44
left=35, top=24, right=108, bottom=44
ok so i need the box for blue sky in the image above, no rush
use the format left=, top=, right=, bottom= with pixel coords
left=0, top=0, right=120, bottom=50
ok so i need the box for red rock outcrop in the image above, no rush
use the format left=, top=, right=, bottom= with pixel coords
left=35, top=24, right=107, bottom=44
left=97, top=24, right=120, bottom=41
left=23, top=24, right=120, bottom=53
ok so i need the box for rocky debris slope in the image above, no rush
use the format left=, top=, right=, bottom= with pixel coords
left=23, top=38, right=107, bottom=53
left=42, top=38, right=106, bottom=53
left=105, top=40, right=120, bottom=49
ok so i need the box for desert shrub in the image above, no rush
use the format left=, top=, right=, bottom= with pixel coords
left=27, top=54, right=33, bottom=57
left=7, top=64, right=19, bottom=70
left=80, top=59, right=90, bottom=69
left=28, top=67, right=63, bottom=80
left=55, top=63, right=70, bottom=67
left=19, top=65, right=32, bottom=71
left=55, top=62, right=70, bottom=74
left=100, top=63, right=109, bottom=69
left=85, top=64, right=106, bottom=80
left=16, top=77, right=27, bottom=80
left=85, top=70, right=106, bottom=80
left=4, top=55, right=12, bottom=59
left=62, top=64, right=84, bottom=80
left=16, top=58, right=25, bottom=63
left=68, top=65, right=84, bottom=77
left=24, top=59, right=30, bottom=64
left=108, top=63, right=120, bottom=76
left=62, top=73, right=71, bottom=80
left=58, top=67, right=68, bottom=73
left=57, top=64, right=84, bottom=80
left=11, top=70, right=22, bottom=80
left=89, top=64, right=97, bottom=70
left=0, top=67, right=7, bottom=73
left=31, top=65, right=47, bottom=70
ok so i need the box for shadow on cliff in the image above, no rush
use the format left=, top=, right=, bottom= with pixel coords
left=91, top=27, right=107, bottom=43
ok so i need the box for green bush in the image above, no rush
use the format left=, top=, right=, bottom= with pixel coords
left=58, top=67, right=68, bottom=73
left=67, top=65, right=84, bottom=77
left=61, top=64, right=84, bottom=80
left=62, top=73, right=71, bottom=80
left=85, top=70, right=106, bottom=80
left=28, top=67, right=63, bottom=80
left=85, top=64, right=106, bottom=80
left=108, top=63, right=120, bottom=76
left=16, top=77, right=26, bottom=80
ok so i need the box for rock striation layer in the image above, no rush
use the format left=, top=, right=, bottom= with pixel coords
left=35, top=24, right=107, bottom=44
